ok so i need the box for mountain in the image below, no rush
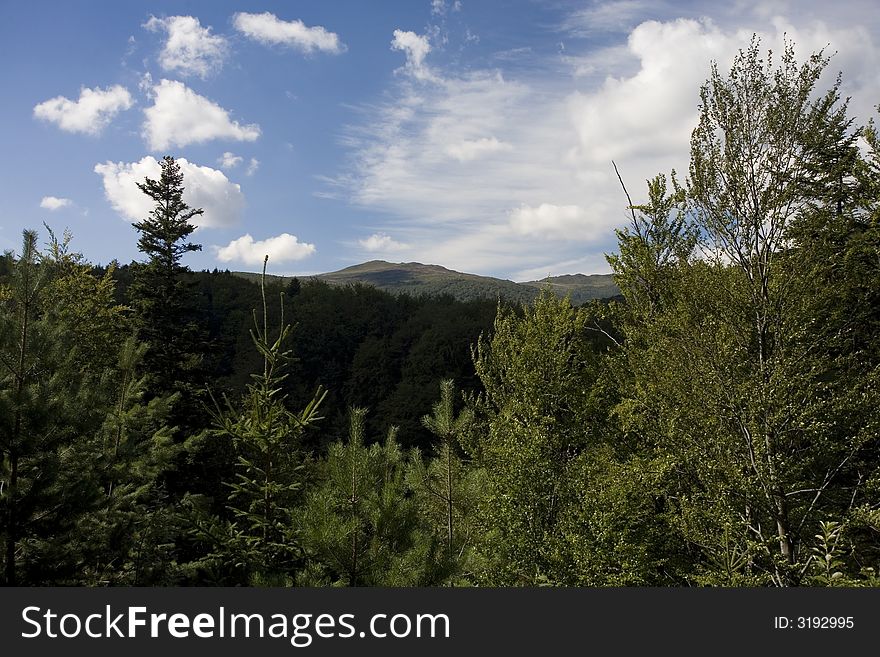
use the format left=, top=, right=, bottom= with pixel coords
left=233, top=260, right=619, bottom=304
left=520, top=273, right=621, bottom=305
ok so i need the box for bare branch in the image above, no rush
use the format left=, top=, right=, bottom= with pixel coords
left=584, top=321, right=622, bottom=349
left=612, top=160, right=638, bottom=229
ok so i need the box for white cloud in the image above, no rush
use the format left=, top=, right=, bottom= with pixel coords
left=358, top=233, right=408, bottom=252
left=33, top=85, right=132, bottom=135
left=347, top=68, right=578, bottom=224
left=215, top=233, right=316, bottom=265
left=144, top=15, right=228, bottom=78
left=566, top=19, right=735, bottom=168
left=40, top=196, right=72, bottom=211
left=430, top=0, right=463, bottom=16
left=509, top=204, right=595, bottom=240
left=245, top=158, right=260, bottom=176
left=218, top=151, right=243, bottom=169
left=446, top=136, right=512, bottom=162
left=341, top=13, right=880, bottom=278
left=142, top=79, right=261, bottom=151
left=94, top=156, right=244, bottom=228
left=138, top=72, right=154, bottom=95
left=563, top=1, right=653, bottom=35
left=232, top=12, right=345, bottom=54
left=391, top=30, right=435, bottom=81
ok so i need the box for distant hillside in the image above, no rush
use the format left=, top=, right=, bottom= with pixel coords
left=315, top=260, right=539, bottom=303
left=233, top=260, right=618, bottom=304
left=521, top=273, right=621, bottom=305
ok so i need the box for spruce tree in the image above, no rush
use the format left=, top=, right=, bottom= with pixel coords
left=0, top=231, right=46, bottom=584
left=129, top=155, right=204, bottom=401
left=133, top=156, right=202, bottom=277
left=77, top=336, right=180, bottom=585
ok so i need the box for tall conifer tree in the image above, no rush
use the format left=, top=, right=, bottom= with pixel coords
left=129, top=156, right=204, bottom=400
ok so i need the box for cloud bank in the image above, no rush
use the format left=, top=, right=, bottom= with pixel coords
left=340, top=14, right=880, bottom=278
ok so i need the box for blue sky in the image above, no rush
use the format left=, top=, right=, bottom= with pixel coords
left=2, top=1, right=879, bottom=280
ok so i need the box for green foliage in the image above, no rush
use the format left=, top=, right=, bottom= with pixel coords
left=609, top=36, right=880, bottom=586
left=557, top=449, right=686, bottom=585
left=406, top=379, right=480, bottom=583
left=205, top=259, right=326, bottom=584
left=607, top=170, right=694, bottom=319
left=75, top=336, right=181, bottom=585
left=0, top=230, right=177, bottom=585
left=282, top=280, right=496, bottom=450
left=298, top=408, right=431, bottom=586
left=2, top=36, right=878, bottom=589
left=808, top=521, right=847, bottom=585
left=469, top=290, right=687, bottom=585
left=469, top=291, right=602, bottom=584
left=42, top=226, right=129, bottom=371
left=0, top=230, right=74, bottom=584
left=128, top=156, right=206, bottom=409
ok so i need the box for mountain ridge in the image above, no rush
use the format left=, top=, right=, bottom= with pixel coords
left=233, top=260, right=619, bottom=304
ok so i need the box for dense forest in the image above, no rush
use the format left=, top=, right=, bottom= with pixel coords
left=2, top=39, right=879, bottom=587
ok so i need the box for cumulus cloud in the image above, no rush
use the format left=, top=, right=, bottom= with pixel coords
left=245, top=158, right=260, bottom=176
left=94, top=156, right=244, bottom=228
left=391, top=30, right=435, bottom=80
left=358, top=233, right=408, bottom=252
left=218, top=151, right=243, bottom=169
left=567, top=19, right=735, bottom=169
left=33, top=85, right=133, bottom=135
left=144, top=15, right=228, bottom=78
left=446, top=136, right=512, bottom=162
left=232, top=12, right=345, bottom=54
left=40, top=196, right=72, bottom=211
left=215, top=233, right=316, bottom=265
left=142, top=79, right=261, bottom=150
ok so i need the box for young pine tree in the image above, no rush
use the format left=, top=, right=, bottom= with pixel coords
left=204, top=257, right=326, bottom=585
left=407, top=379, right=481, bottom=583
left=299, top=408, right=430, bottom=586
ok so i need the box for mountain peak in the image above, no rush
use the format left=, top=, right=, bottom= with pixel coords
left=313, top=261, right=618, bottom=304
